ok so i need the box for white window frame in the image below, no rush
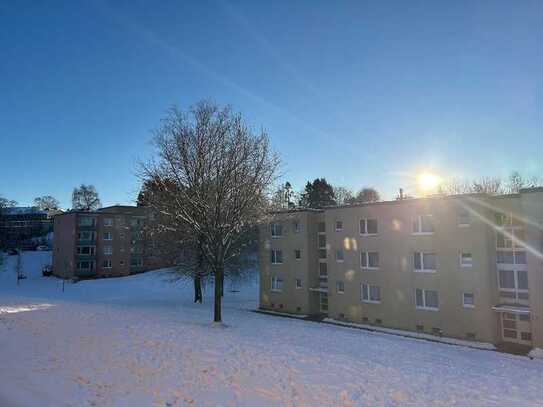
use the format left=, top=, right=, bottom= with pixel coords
left=335, top=220, right=343, bottom=231
left=103, top=246, right=113, bottom=256
left=415, top=289, right=439, bottom=311
left=271, top=249, right=283, bottom=265
left=336, top=281, right=345, bottom=294
left=360, top=251, right=379, bottom=270
left=102, top=260, right=112, bottom=269
left=293, top=221, right=302, bottom=233
left=361, top=283, right=381, bottom=304
left=497, top=269, right=529, bottom=299
left=76, top=261, right=94, bottom=270
left=412, top=215, right=434, bottom=235
left=103, top=231, right=113, bottom=241
left=414, top=252, right=437, bottom=273
left=76, top=245, right=96, bottom=256
left=295, top=278, right=302, bottom=289
left=463, top=292, right=475, bottom=308
left=103, top=218, right=113, bottom=227
left=271, top=276, right=283, bottom=292
left=294, top=249, right=301, bottom=260
left=271, top=223, right=282, bottom=238
left=460, top=252, right=473, bottom=268
left=359, top=218, right=378, bottom=236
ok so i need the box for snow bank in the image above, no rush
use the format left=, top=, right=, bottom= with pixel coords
left=323, top=318, right=496, bottom=350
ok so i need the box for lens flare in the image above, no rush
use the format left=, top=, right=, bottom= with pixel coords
left=418, top=173, right=441, bottom=192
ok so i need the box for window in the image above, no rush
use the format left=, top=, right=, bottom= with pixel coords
left=271, top=249, right=283, bottom=264
left=103, top=246, right=112, bottom=255
left=78, top=216, right=96, bottom=227
left=292, top=221, right=302, bottom=233
left=120, top=260, right=125, bottom=266
left=271, top=276, right=283, bottom=292
left=130, top=258, right=143, bottom=267
left=416, top=289, right=439, bottom=310
left=103, top=231, right=112, bottom=241
left=521, top=332, right=532, bottom=341
left=77, top=231, right=96, bottom=241
left=103, top=218, right=113, bottom=226
left=360, top=251, right=379, bottom=270
left=294, top=249, right=301, bottom=260
left=318, top=222, right=326, bottom=233
left=102, top=260, right=112, bottom=269
left=414, top=252, right=436, bottom=272
left=76, top=261, right=94, bottom=270
left=360, top=219, right=378, bottom=235
left=413, top=215, right=434, bottom=234
left=499, top=269, right=529, bottom=290
left=130, top=217, right=144, bottom=227
left=270, top=223, right=282, bottom=237
left=336, top=281, right=345, bottom=294
left=76, top=246, right=95, bottom=255
left=318, top=234, right=326, bottom=248
left=460, top=252, right=472, bottom=268
left=295, top=279, right=302, bottom=289
left=335, top=221, right=343, bottom=231
left=319, top=262, right=328, bottom=278
left=336, top=248, right=344, bottom=262
left=457, top=209, right=470, bottom=227
left=361, top=284, right=381, bottom=303
left=463, top=293, right=475, bottom=308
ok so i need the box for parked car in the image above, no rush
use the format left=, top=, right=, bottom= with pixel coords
left=36, top=245, right=49, bottom=251
left=42, top=265, right=53, bottom=277
left=7, top=248, right=18, bottom=256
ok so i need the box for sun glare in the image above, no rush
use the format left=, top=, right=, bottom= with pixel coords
left=417, top=172, right=441, bottom=192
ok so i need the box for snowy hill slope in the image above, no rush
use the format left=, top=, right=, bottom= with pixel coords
left=1, top=252, right=543, bottom=406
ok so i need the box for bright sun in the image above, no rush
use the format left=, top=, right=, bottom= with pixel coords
left=417, top=172, right=441, bottom=192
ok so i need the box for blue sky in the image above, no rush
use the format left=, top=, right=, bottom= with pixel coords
left=1, top=1, right=542, bottom=208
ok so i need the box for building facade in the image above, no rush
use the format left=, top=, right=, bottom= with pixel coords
left=259, top=188, right=543, bottom=350
left=53, top=205, right=168, bottom=279
left=0, top=207, right=56, bottom=249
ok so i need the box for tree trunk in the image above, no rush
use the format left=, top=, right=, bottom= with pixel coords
left=220, top=272, right=224, bottom=297
left=214, top=267, right=223, bottom=322
left=193, top=273, right=202, bottom=303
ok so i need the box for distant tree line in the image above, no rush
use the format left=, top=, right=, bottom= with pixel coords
left=438, top=171, right=542, bottom=196
left=269, top=170, right=542, bottom=210
left=270, top=179, right=381, bottom=210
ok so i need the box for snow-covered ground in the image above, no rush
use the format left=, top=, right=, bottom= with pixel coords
left=1, top=252, right=543, bottom=406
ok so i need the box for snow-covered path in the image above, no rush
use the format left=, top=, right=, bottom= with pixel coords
left=1, top=252, right=543, bottom=406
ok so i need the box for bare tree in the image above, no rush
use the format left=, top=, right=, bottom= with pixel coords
left=333, top=186, right=354, bottom=206
left=438, top=178, right=473, bottom=195
left=471, top=177, right=503, bottom=194
left=72, top=184, right=101, bottom=211
left=506, top=171, right=525, bottom=194
left=0, top=195, right=17, bottom=210
left=33, top=195, right=60, bottom=211
left=270, top=182, right=295, bottom=210
left=139, top=101, right=279, bottom=323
